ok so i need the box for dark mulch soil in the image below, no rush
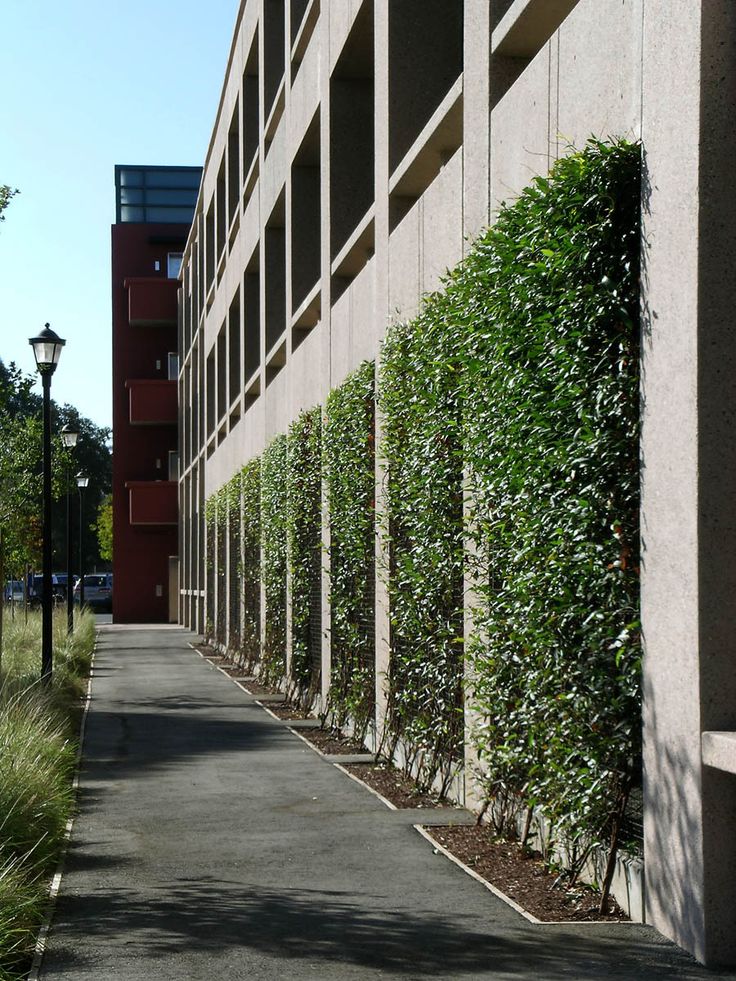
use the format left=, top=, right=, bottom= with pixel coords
left=269, top=703, right=313, bottom=721
left=344, top=762, right=449, bottom=809
left=427, top=826, right=629, bottom=922
left=302, top=728, right=369, bottom=755
left=243, top=679, right=283, bottom=696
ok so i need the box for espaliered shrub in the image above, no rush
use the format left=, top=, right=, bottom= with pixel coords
left=461, top=140, right=641, bottom=879
left=225, top=474, right=242, bottom=654
left=204, top=497, right=217, bottom=638
left=323, top=362, right=376, bottom=736
left=261, top=434, right=288, bottom=684
left=379, top=306, right=465, bottom=792
left=239, top=457, right=261, bottom=671
left=286, top=407, right=322, bottom=699
left=204, top=486, right=228, bottom=646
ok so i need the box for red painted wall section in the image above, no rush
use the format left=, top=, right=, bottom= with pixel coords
left=112, top=223, right=184, bottom=623
left=126, top=277, right=179, bottom=326
left=126, top=379, right=178, bottom=425
left=126, top=481, right=178, bottom=525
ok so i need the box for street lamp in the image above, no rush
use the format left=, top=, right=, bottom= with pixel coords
left=60, top=424, right=79, bottom=634
left=77, top=474, right=90, bottom=608
left=29, top=323, right=66, bottom=683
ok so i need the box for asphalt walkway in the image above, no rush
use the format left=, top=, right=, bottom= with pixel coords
left=39, top=626, right=732, bottom=980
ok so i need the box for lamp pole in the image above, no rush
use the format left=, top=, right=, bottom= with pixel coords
left=28, top=323, right=66, bottom=683
left=77, top=474, right=89, bottom=608
left=60, top=424, right=79, bottom=634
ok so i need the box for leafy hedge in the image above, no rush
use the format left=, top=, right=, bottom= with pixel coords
left=462, top=140, right=641, bottom=867
left=261, top=434, right=288, bottom=684
left=379, top=308, right=465, bottom=791
left=287, top=407, right=322, bottom=698
left=224, top=475, right=242, bottom=655
left=239, top=458, right=261, bottom=671
left=323, top=362, right=376, bottom=735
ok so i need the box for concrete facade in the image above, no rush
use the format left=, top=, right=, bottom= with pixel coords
left=178, top=0, right=736, bottom=966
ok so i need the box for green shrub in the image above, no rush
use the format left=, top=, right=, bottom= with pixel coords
left=287, top=407, right=322, bottom=699
left=379, top=305, right=466, bottom=792
left=461, top=140, right=641, bottom=861
left=323, top=362, right=376, bottom=735
left=261, top=434, right=288, bottom=684
left=239, top=458, right=261, bottom=671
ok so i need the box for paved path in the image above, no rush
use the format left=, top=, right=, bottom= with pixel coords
left=40, top=626, right=732, bottom=980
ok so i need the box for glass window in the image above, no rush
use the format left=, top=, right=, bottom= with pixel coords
left=120, top=205, right=144, bottom=221
left=167, top=254, right=183, bottom=278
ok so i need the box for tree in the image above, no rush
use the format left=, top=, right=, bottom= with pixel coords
left=95, top=495, right=113, bottom=562
left=0, top=186, right=18, bottom=225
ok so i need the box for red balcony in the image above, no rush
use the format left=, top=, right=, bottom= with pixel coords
left=125, top=277, right=179, bottom=327
left=126, top=379, right=177, bottom=426
left=125, top=481, right=178, bottom=526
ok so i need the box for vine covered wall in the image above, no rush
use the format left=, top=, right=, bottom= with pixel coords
left=261, top=434, right=288, bottom=684
left=461, top=140, right=642, bottom=859
left=239, top=457, right=261, bottom=670
left=379, top=318, right=465, bottom=790
left=200, top=140, right=641, bottom=867
left=287, top=406, right=322, bottom=699
left=323, top=361, right=376, bottom=735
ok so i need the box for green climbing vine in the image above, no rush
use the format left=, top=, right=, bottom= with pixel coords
left=287, top=406, right=322, bottom=700
left=323, top=362, right=376, bottom=737
left=379, top=304, right=466, bottom=793
left=261, top=434, right=288, bottom=684
left=461, top=140, right=642, bottom=877
left=239, top=457, right=261, bottom=671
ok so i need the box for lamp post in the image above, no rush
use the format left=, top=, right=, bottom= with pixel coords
left=60, top=424, right=79, bottom=634
left=77, top=474, right=89, bottom=608
left=28, top=323, right=66, bottom=683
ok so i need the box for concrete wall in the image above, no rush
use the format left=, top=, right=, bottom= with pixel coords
left=177, top=0, right=736, bottom=965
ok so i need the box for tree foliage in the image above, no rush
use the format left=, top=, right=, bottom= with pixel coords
left=95, top=495, right=113, bottom=562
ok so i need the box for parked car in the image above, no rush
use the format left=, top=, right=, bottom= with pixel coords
left=3, top=580, right=25, bottom=603
left=74, top=573, right=113, bottom=612
left=28, top=574, right=68, bottom=606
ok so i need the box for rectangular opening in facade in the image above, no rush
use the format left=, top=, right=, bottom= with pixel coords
left=192, top=341, right=200, bottom=454
left=329, top=0, right=374, bottom=261
left=216, top=154, right=227, bottom=262
left=264, top=0, right=285, bottom=122
left=216, top=321, right=227, bottom=424
left=206, top=346, right=215, bottom=440
left=290, top=0, right=310, bottom=45
left=243, top=35, right=260, bottom=181
left=228, top=287, right=241, bottom=409
left=291, top=111, right=321, bottom=316
left=388, top=0, right=463, bottom=175
left=205, top=199, right=215, bottom=295
left=228, top=101, right=240, bottom=227
left=244, top=248, right=261, bottom=383
left=265, top=192, right=286, bottom=356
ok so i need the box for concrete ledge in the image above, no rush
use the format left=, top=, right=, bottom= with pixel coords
left=702, top=731, right=736, bottom=775
left=492, top=0, right=579, bottom=57
left=323, top=753, right=376, bottom=764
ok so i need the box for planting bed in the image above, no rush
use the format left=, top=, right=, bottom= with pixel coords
left=426, top=826, right=629, bottom=923
left=301, top=728, right=369, bottom=755
left=344, top=762, right=449, bottom=809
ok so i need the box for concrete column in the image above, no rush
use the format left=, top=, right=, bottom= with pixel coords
left=372, top=0, right=391, bottom=745
left=642, top=0, right=736, bottom=966
left=463, top=0, right=491, bottom=246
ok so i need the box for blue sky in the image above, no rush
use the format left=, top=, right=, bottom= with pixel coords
left=0, top=0, right=239, bottom=431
